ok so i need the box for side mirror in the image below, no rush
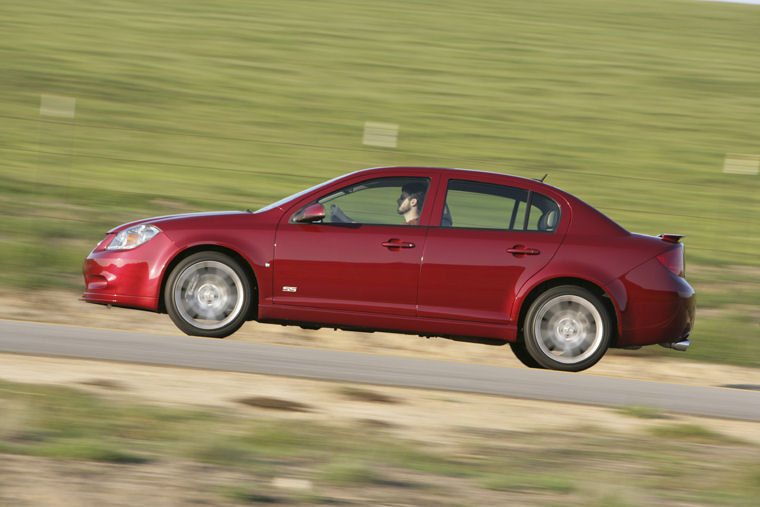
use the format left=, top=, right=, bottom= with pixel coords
left=293, top=203, right=326, bottom=223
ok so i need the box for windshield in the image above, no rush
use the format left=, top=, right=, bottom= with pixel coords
left=254, top=174, right=345, bottom=214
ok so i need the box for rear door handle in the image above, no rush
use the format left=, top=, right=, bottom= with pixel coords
left=507, top=245, right=540, bottom=256
left=382, top=239, right=415, bottom=249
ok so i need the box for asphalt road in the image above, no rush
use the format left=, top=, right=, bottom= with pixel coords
left=1, top=319, right=759, bottom=421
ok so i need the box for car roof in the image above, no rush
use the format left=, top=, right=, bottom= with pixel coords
left=264, top=165, right=628, bottom=236
left=355, top=165, right=536, bottom=180
left=347, top=166, right=560, bottom=190
left=352, top=166, right=628, bottom=236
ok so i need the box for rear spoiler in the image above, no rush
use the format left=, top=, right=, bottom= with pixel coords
left=659, top=234, right=685, bottom=244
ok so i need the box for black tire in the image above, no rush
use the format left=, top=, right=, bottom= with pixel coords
left=164, top=252, right=252, bottom=338
left=523, top=285, right=611, bottom=372
left=509, top=340, right=545, bottom=369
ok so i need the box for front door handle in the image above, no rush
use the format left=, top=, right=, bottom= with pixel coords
left=382, top=239, right=415, bottom=249
left=507, top=245, right=540, bottom=256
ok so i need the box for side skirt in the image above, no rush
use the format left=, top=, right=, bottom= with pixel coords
left=257, top=303, right=516, bottom=345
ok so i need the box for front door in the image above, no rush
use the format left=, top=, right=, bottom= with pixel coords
left=273, top=176, right=431, bottom=316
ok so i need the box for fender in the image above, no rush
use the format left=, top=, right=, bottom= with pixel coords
left=160, top=221, right=276, bottom=303
left=511, top=262, right=626, bottom=341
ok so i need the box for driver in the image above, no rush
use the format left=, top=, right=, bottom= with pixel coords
left=396, top=182, right=426, bottom=225
left=330, top=181, right=427, bottom=225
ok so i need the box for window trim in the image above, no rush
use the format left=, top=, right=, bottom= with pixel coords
left=290, top=176, right=432, bottom=227
left=441, top=179, right=560, bottom=233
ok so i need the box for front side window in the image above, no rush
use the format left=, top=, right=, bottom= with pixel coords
left=442, top=180, right=560, bottom=232
left=297, top=177, right=430, bottom=226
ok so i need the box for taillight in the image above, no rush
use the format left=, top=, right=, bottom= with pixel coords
left=657, top=246, right=684, bottom=277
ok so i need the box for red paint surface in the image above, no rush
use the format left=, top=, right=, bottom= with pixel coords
left=83, top=167, right=695, bottom=348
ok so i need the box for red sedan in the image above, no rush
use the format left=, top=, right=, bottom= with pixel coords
left=82, top=167, right=695, bottom=371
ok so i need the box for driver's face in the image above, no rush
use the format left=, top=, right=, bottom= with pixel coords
left=397, top=193, right=412, bottom=214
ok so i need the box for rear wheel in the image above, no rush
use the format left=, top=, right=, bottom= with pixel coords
left=165, top=252, right=252, bottom=338
left=523, top=285, right=610, bottom=372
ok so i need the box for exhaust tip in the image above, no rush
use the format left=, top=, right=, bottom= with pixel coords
left=660, top=339, right=690, bottom=352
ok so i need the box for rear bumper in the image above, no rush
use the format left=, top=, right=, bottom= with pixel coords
left=611, top=258, right=696, bottom=348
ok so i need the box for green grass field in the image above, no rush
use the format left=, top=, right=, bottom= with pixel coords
left=1, top=0, right=758, bottom=365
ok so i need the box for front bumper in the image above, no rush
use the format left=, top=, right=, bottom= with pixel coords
left=81, top=234, right=175, bottom=312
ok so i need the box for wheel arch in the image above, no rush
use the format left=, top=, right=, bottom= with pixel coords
left=515, top=277, right=620, bottom=348
left=158, top=245, right=259, bottom=319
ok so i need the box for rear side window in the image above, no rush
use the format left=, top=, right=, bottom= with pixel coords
left=442, top=180, right=560, bottom=232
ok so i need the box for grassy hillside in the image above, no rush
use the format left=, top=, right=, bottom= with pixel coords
left=1, top=0, right=758, bottom=364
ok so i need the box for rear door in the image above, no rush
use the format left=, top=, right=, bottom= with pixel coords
left=418, top=178, right=564, bottom=323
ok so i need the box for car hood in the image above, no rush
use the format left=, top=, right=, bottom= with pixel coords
left=107, top=211, right=253, bottom=233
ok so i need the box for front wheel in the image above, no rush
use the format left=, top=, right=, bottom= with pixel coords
left=509, top=340, right=545, bottom=369
left=164, top=252, right=252, bottom=338
left=523, top=285, right=611, bottom=372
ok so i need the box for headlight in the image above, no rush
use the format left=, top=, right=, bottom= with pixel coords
left=106, top=224, right=161, bottom=251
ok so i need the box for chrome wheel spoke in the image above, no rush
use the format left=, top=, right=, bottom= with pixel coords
left=173, top=260, right=244, bottom=330
left=533, top=294, right=604, bottom=364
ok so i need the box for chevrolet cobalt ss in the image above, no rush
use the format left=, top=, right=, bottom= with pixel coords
left=82, top=167, right=695, bottom=371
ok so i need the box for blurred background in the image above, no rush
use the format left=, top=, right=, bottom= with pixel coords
left=1, top=0, right=758, bottom=360
left=1, top=2, right=760, bottom=504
